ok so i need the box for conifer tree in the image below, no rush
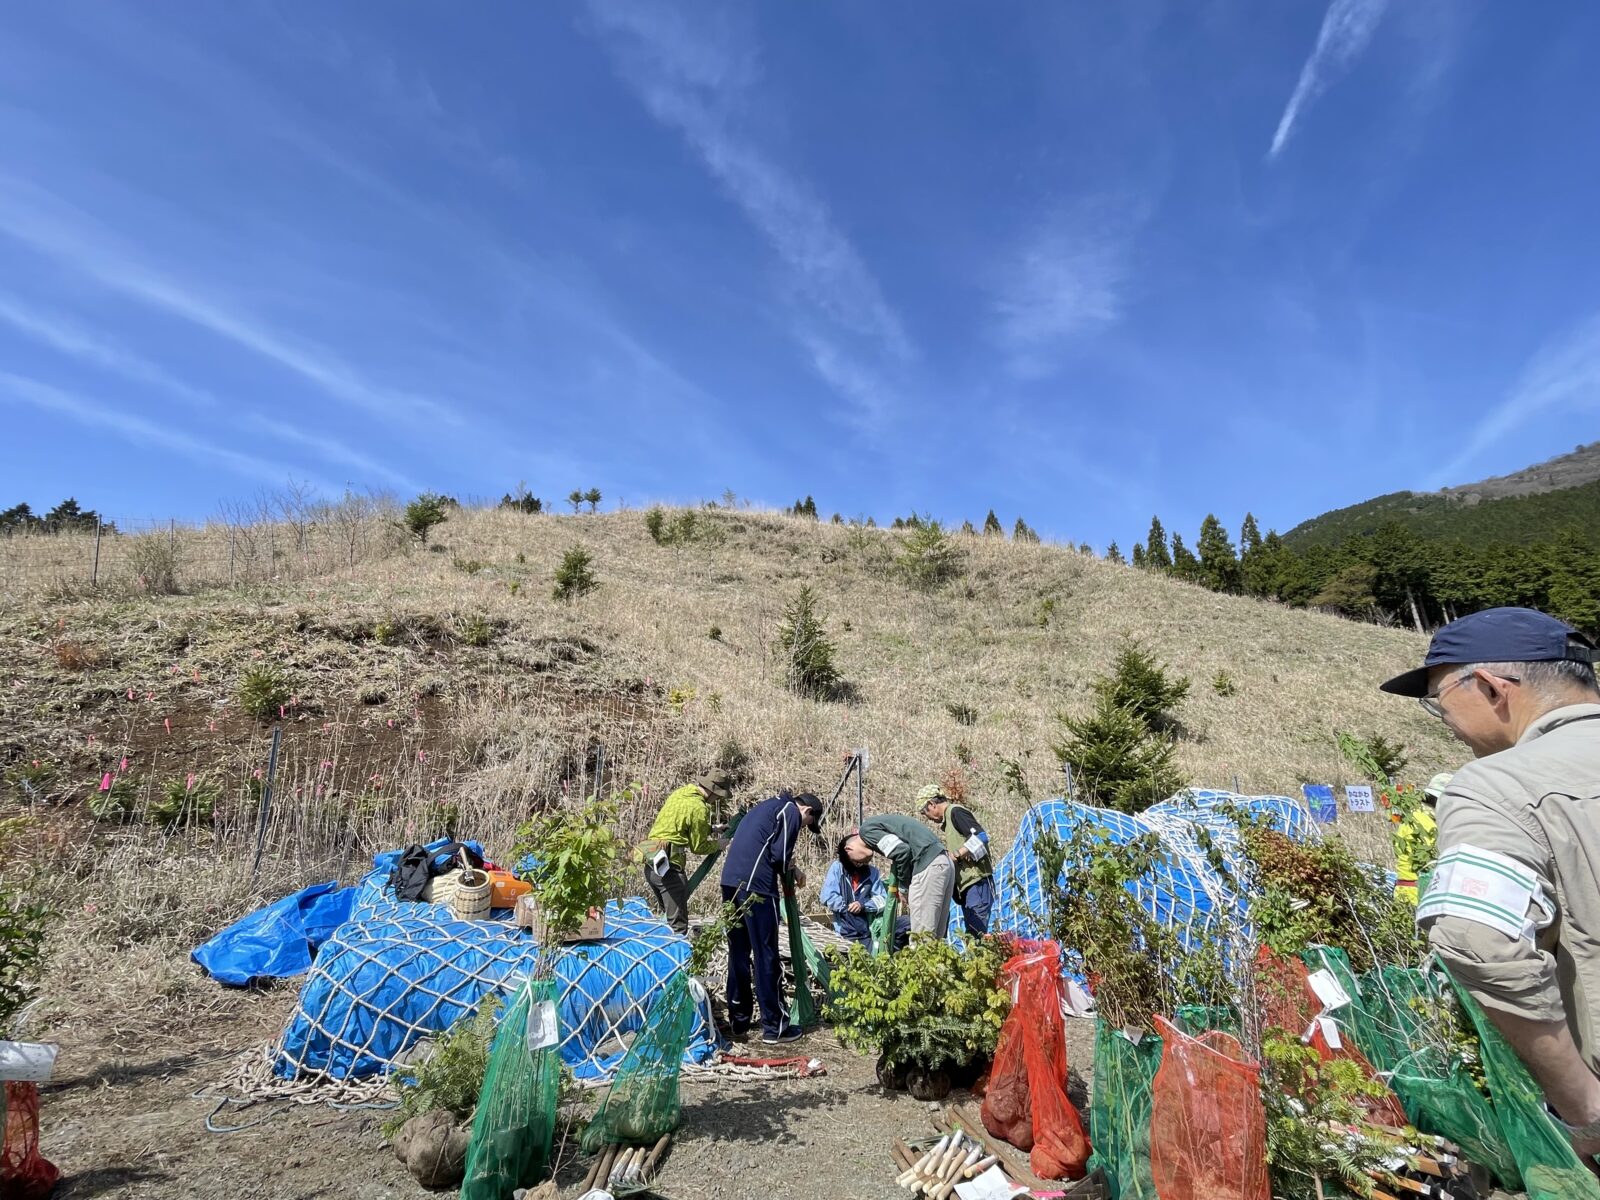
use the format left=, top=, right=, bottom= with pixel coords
left=1170, top=533, right=1201, bottom=582
left=983, top=510, right=1003, bottom=536
left=1144, top=517, right=1172, bottom=571
left=1013, top=517, right=1040, bottom=543
left=1130, top=542, right=1146, bottom=569
left=1106, top=541, right=1124, bottom=564
left=584, top=487, right=602, bottom=513
left=1196, top=514, right=1241, bottom=593
left=567, top=490, right=584, bottom=513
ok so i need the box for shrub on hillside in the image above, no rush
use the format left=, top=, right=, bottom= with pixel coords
left=1053, top=693, right=1186, bottom=813
left=0, top=872, right=52, bottom=1038
left=402, top=493, right=449, bottom=544
left=1093, top=641, right=1190, bottom=733
left=896, top=520, right=962, bottom=591
left=552, top=545, right=598, bottom=601
left=149, top=776, right=219, bottom=828
left=128, top=533, right=182, bottom=594
left=238, top=663, right=293, bottom=721
left=777, top=585, right=843, bottom=700
left=88, top=775, right=138, bottom=822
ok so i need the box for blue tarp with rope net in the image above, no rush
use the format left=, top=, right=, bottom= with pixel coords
left=982, top=789, right=1320, bottom=948
left=268, top=845, right=722, bottom=1084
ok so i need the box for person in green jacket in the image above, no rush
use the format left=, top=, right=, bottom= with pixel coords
left=842, top=812, right=954, bottom=938
left=640, top=769, right=731, bottom=934
left=917, top=784, right=995, bottom=936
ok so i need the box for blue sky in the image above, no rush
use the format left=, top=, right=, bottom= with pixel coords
left=2, top=1, right=1598, bottom=547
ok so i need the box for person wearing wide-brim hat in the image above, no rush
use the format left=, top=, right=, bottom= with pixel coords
left=1379, top=606, right=1600, bottom=1160
left=640, top=768, right=733, bottom=935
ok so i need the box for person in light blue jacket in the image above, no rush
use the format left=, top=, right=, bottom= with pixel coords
left=820, top=837, right=908, bottom=952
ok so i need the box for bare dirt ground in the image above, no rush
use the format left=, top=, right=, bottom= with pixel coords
left=35, top=971, right=1098, bottom=1200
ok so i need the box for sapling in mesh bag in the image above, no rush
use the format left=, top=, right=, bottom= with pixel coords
left=459, top=977, right=563, bottom=1200
left=980, top=941, right=1089, bottom=1179
left=1149, top=1015, right=1269, bottom=1200
left=581, top=970, right=702, bottom=1151
left=1445, top=971, right=1600, bottom=1200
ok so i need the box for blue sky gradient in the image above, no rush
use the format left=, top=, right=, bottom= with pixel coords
left=2, top=1, right=1598, bottom=546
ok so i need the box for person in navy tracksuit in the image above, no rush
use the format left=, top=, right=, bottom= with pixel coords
left=719, top=791, right=824, bottom=1043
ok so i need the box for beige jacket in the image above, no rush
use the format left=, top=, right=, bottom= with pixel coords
left=1419, top=703, right=1600, bottom=1072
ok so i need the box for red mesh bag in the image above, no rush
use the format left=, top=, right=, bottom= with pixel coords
left=1253, top=947, right=1407, bottom=1129
left=2, top=1081, right=61, bottom=1200
left=980, top=942, right=1089, bottom=1180
left=1150, top=1015, right=1269, bottom=1200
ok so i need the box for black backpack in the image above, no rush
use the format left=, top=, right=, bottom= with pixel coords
left=389, top=841, right=485, bottom=901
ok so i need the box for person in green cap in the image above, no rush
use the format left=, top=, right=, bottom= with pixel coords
left=841, top=812, right=954, bottom=938
left=640, top=769, right=732, bottom=934
left=917, top=784, right=995, bottom=936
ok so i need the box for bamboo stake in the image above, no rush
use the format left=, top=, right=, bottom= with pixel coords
left=580, top=1146, right=606, bottom=1192
left=641, top=1131, right=672, bottom=1180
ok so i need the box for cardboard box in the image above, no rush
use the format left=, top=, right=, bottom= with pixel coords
left=515, top=896, right=607, bottom=942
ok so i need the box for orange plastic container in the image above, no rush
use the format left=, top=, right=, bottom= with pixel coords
left=487, top=870, right=532, bottom=908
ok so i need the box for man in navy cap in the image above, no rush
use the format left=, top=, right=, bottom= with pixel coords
left=1381, top=607, right=1600, bottom=1160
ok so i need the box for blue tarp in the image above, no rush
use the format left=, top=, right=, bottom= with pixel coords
left=191, top=881, right=356, bottom=987
left=987, top=788, right=1319, bottom=954
left=265, top=844, right=720, bottom=1084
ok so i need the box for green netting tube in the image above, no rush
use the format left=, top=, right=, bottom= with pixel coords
left=1354, top=965, right=1520, bottom=1188
left=1445, top=971, right=1600, bottom=1200
left=582, top=970, right=700, bottom=1153
left=683, top=848, right=721, bottom=900
left=1171, top=1004, right=1239, bottom=1038
left=782, top=873, right=819, bottom=1028
left=1089, top=1021, right=1162, bottom=1200
left=460, top=977, right=562, bottom=1200
left=870, top=887, right=898, bottom=957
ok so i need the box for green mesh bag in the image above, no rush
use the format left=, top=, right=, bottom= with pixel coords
left=582, top=970, right=700, bottom=1152
left=1445, top=972, right=1600, bottom=1200
left=460, top=977, right=563, bottom=1200
left=781, top=874, right=821, bottom=1027
left=869, top=887, right=899, bottom=956
left=1353, top=965, right=1520, bottom=1188
left=1172, top=1004, right=1240, bottom=1038
left=1089, top=1021, right=1163, bottom=1200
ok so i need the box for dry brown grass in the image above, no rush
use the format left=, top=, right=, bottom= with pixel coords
left=2, top=503, right=1461, bottom=1033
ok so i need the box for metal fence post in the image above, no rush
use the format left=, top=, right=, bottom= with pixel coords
left=91, top=518, right=102, bottom=587
left=228, top=525, right=236, bottom=586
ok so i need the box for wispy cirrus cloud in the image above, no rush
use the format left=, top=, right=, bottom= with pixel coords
left=0, top=371, right=342, bottom=495
left=1429, top=313, right=1600, bottom=486
left=0, top=289, right=420, bottom=490
left=0, top=176, right=455, bottom=428
left=1268, top=0, right=1392, bottom=159
left=990, top=209, right=1137, bottom=380
left=586, top=0, right=911, bottom=427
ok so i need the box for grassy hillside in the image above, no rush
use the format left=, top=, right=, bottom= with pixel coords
left=3, top=505, right=1459, bottom=863
left=1283, top=467, right=1600, bottom=550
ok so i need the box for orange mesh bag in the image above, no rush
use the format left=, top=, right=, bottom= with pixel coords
left=2, top=1081, right=61, bottom=1200
left=1150, top=1015, right=1269, bottom=1200
left=980, top=942, right=1089, bottom=1180
left=1253, top=946, right=1407, bottom=1129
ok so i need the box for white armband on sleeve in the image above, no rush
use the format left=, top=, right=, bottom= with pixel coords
left=1417, top=844, right=1557, bottom=942
left=962, top=834, right=986, bottom=860
left=876, top=833, right=905, bottom=858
